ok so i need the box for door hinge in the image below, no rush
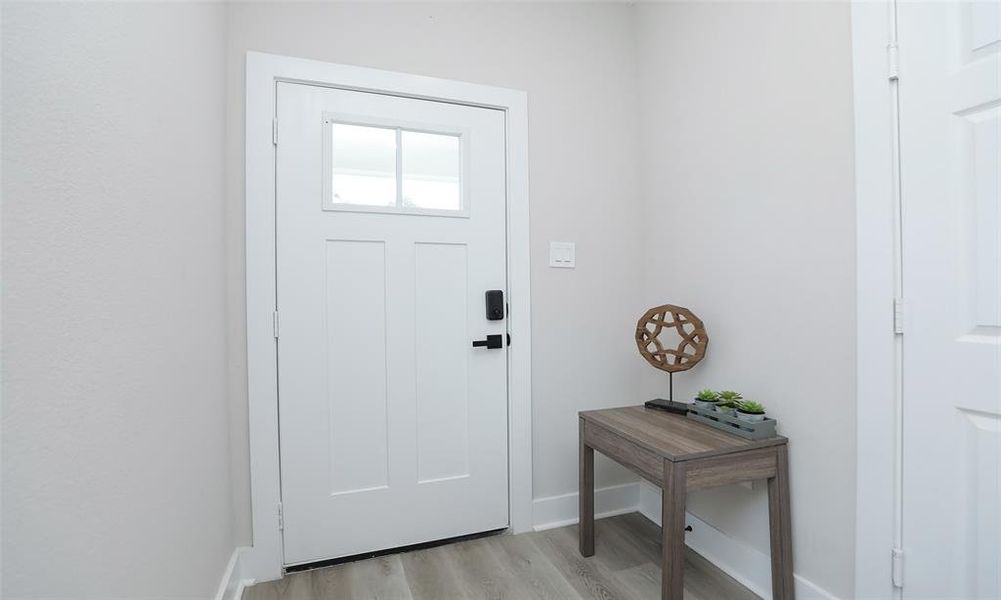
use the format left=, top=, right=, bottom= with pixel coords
left=887, top=44, right=900, bottom=81
left=278, top=502, right=284, bottom=532
left=891, top=547, right=904, bottom=587
left=272, top=118, right=278, bottom=146
left=273, top=310, right=280, bottom=339
left=893, top=297, right=905, bottom=334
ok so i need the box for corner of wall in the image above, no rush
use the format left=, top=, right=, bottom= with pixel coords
left=636, top=483, right=842, bottom=600
left=214, top=546, right=255, bottom=600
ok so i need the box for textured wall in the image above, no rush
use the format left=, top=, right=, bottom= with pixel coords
left=1, top=3, right=233, bottom=598
left=634, top=3, right=857, bottom=597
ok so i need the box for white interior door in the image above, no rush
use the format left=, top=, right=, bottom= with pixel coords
left=275, top=82, right=509, bottom=565
left=899, top=2, right=1001, bottom=597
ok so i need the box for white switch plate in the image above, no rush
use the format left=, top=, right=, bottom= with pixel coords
left=549, top=241, right=575, bottom=268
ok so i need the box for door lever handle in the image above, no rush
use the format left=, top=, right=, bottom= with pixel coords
left=472, top=334, right=503, bottom=349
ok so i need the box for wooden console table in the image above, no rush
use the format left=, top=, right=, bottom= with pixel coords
left=579, top=406, right=793, bottom=600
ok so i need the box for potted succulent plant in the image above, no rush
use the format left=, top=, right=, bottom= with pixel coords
left=693, top=389, right=720, bottom=409
left=715, top=390, right=742, bottom=415
left=736, top=400, right=766, bottom=423
left=715, top=400, right=740, bottom=416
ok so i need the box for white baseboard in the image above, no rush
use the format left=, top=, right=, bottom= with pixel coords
left=532, top=482, right=640, bottom=531
left=214, top=546, right=255, bottom=600
left=636, top=484, right=840, bottom=600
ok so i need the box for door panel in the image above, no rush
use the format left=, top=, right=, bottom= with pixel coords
left=324, top=239, right=389, bottom=496
left=414, top=242, right=471, bottom=483
left=276, top=82, right=509, bottom=565
left=899, top=2, right=1001, bottom=597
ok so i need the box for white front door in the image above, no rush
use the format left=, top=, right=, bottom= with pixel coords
left=899, top=2, right=1001, bottom=597
left=275, top=82, right=509, bottom=565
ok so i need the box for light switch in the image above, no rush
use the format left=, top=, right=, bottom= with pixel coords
left=549, top=242, right=575, bottom=268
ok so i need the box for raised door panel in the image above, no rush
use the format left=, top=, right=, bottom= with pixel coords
left=414, top=242, right=471, bottom=484
left=324, top=240, right=389, bottom=495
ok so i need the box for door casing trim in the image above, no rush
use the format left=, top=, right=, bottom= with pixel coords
left=244, top=51, right=532, bottom=583
left=851, top=2, right=899, bottom=598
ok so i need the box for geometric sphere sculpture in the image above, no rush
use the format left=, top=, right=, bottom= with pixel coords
left=635, top=304, right=709, bottom=373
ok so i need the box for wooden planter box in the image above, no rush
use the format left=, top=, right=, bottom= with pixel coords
left=686, top=405, right=777, bottom=440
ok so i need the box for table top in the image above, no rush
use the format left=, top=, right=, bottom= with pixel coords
left=580, top=405, right=786, bottom=462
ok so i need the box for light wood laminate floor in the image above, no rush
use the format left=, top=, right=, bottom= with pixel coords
left=243, top=512, right=758, bottom=600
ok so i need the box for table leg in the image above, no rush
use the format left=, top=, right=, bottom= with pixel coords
left=768, top=444, right=795, bottom=599
left=662, top=460, right=686, bottom=600
left=579, top=418, right=594, bottom=557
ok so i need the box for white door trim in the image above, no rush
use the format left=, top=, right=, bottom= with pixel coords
left=851, top=2, right=900, bottom=598
left=244, top=51, right=532, bottom=583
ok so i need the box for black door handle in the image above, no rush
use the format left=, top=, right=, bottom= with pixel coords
left=472, top=334, right=503, bottom=349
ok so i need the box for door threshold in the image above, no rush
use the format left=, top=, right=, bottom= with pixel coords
left=285, top=527, right=509, bottom=574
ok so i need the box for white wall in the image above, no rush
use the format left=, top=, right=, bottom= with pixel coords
left=634, top=3, right=857, bottom=598
left=1, top=3, right=233, bottom=598
left=225, top=2, right=648, bottom=543
left=1, top=3, right=859, bottom=596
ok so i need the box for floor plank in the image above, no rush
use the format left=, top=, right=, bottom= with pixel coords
left=486, top=534, right=578, bottom=600
left=398, top=544, right=467, bottom=600
left=530, top=523, right=638, bottom=600
left=243, top=513, right=760, bottom=600
left=440, top=536, right=537, bottom=599
left=683, top=549, right=758, bottom=600
left=314, top=554, right=413, bottom=600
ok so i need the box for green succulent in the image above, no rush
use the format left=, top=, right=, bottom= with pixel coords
left=718, top=390, right=743, bottom=402
left=738, top=400, right=765, bottom=414
left=718, top=398, right=741, bottom=409
left=695, top=389, right=720, bottom=402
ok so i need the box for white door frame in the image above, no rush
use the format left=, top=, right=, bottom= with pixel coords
left=851, top=2, right=903, bottom=598
left=243, top=51, right=533, bottom=583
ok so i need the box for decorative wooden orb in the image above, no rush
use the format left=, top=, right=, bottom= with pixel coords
left=635, top=304, right=708, bottom=373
